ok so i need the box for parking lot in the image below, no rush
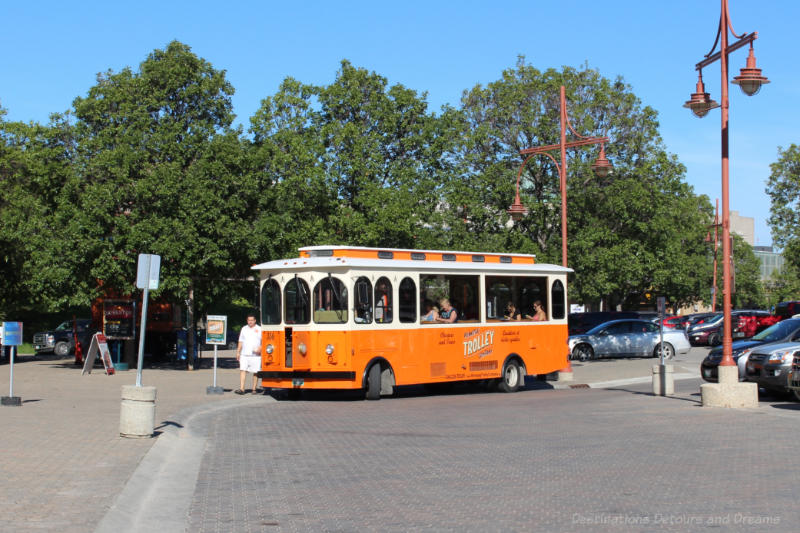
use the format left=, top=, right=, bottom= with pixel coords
left=4, top=346, right=800, bottom=532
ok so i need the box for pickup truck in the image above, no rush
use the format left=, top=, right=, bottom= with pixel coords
left=33, top=319, right=97, bottom=357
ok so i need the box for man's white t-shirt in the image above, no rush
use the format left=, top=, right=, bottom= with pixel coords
left=238, top=324, right=262, bottom=356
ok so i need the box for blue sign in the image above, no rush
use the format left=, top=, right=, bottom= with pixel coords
left=2, top=322, right=23, bottom=346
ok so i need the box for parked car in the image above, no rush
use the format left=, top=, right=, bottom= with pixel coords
left=687, top=310, right=774, bottom=346
left=660, top=315, right=686, bottom=329
left=775, top=301, right=800, bottom=320
left=700, top=318, right=800, bottom=382
left=687, top=313, right=724, bottom=345
left=681, top=312, right=718, bottom=330
left=745, top=341, right=800, bottom=398
left=568, top=319, right=691, bottom=361
left=33, top=319, right=97, bottom=357
left=786, top=353, right=800, bottom=401
left=568, top=311, right=639, bottom=336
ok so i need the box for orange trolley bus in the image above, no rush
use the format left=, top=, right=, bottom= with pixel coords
left=254, top=246, right=571, bottom=399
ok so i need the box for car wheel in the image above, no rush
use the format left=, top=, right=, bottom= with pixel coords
left=572, top=344, right=594, bottom=362
left=793, top=389, right=800, bottom=402
left=708, top=333, right=721, bottom=346
left=497, top=359, right=521, bottom=393
left=226, top=340, right=238, bottom=351
left=54, top=341, right=70, bottom=357
left=654, top=342, right=675, bottom=360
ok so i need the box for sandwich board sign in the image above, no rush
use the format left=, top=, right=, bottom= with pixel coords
left=81, top=333, right=115, bottom=375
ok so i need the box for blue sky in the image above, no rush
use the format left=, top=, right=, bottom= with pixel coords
left=3, top=1, right=798, bottom=247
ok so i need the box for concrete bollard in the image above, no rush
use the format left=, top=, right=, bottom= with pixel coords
left=120, top=385, right=157, bottom=438
left=652, top=364, right=674, bottom=396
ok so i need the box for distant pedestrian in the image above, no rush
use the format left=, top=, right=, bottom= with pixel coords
left=236, top=313, right=262, bottom=394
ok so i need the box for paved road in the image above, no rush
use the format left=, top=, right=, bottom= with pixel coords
left=3, top=346, right=800, bottom=532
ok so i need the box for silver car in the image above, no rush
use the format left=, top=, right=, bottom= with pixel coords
left=568, top=319, right=691, bottom=361
left=744, top=341, right=800, bottom=398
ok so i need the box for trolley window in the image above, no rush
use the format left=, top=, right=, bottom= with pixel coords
left=261, top=278, right=281, bottom=325
left=354, top=277, right=373, bottom=324
left=284, top=277, right=310, bottom=324
left=420, top=274, right=479, bottom=322
left=551, top=279, right=566, bottom=319
left=313, top=276, right=348, bottom=323
left=399, top=277, right=417, bottom=323
left=374, top=277, right=393, bottom=324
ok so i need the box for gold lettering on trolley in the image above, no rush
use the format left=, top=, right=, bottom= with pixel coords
left=463, top=330, right=494, bottom=358
left=500, top=329, right=520, bottom=343
left=438, top=332, right=456, bottom=346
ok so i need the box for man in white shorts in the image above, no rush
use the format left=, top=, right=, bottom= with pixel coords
left=236, top=313, right=262, bottom=394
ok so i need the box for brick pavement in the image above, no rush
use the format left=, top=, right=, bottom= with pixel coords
left=0, top=351, right=244, bottom=533
left=4, top=348, right=799, bottom=532
left=186, top=380, right=800, bottom=533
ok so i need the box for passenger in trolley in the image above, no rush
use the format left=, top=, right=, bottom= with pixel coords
left=435, top=298, right=458, bottom=323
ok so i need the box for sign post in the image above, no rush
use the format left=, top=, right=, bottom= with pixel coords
left=119, top=253, right=160, bottom=438
left=135, top=254, right=160, bottom=387
left=2, top=321, right=23, bottom=406
left=205, top=315, right=227, bottom=394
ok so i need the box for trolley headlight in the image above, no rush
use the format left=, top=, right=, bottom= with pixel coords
left=265, top=344, right=274, bottom=355
left=325, top=344, right=335, bottom=355
left=298, top=342, right=307, bottom=355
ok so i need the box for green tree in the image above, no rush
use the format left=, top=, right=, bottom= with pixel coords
left=248, top=61, right=462, bottom=258
left=0, top=109, right=79, bottom=314
left=767, top=144, right=800, bottom=268
left=67, top=40, right=250, bottom=311
left=451, top=59, right=713, bottom=309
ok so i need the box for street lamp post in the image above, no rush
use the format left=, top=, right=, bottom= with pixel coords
left=508, top=86, right=612, bottom=268
left=508, top=85, right=612, bottom=379
left=705, top=199, right=721, bottom=313
left=685, top=0, right=768, bottom=371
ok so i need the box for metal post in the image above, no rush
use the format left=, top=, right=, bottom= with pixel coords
left=8, top=346, right=14, bottom=397
left=719, top=0, right=734, bottom=367
left=136, top=286, right=149, bottom=387
left=213, top=345, right=218, bottom=387
left=560, top=86, right=569, bottom=268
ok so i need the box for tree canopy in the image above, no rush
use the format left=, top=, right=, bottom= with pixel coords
left=0, top=44, right=766, bottom=319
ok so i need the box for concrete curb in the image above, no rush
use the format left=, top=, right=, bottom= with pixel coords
left=94, top=394, right=275, bottom=533
left=552, top=372, right=700, bottom=389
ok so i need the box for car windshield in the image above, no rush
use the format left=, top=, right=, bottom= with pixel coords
left=54, top=321, right=72, bottom=331
left=753, top=319, right=800, bottom=342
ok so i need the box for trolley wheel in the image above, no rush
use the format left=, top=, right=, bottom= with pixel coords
left=497, top=359, right=521, bottom=393
left=366, top=363, right=381, bottom=400
left=286, top=389, right=301, bottom=401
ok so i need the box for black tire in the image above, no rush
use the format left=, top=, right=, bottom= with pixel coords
left=708, top=333, right=721, bottom=346
left=226, top=340, right=238, bottom=351
left=572, top=344, right=594, bottom=362
left=54, top=341, right=70, bottom=357
left=793, top=389, right=800, bottom=402
left=497, top=359, right=521, bottom=393
left=286, top=389, right=301, bottom=401
left=366, top=363, right=381, bottom=400
left=654, top=342, right=675, bottom=360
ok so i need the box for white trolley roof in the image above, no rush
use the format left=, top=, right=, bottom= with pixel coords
left=252, top=246, right=573, bottom=275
